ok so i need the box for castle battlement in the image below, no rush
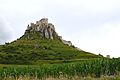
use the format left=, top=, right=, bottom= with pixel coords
left=25, top=18, right=73, bottom=46
left=26, top=18, right=56, bottom=39
left=40, top=18, right=48, bottom=24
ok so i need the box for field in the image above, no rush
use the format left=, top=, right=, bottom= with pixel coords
left=0, top=58, right=120, bottom=80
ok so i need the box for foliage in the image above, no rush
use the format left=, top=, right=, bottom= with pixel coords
left=0, top=31, right=102, bottom=64
left=0, top=58, right=120, bottom=79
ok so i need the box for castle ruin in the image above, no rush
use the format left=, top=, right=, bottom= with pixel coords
left=26, top=18, right=73, bottom=46
left=26, top=18, right=56, bottom=39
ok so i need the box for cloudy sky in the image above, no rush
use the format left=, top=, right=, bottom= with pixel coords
left=0, top=0, right=120, bottom=57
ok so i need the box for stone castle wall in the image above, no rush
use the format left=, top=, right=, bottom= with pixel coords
left=26, top=18, right=56, bottom=39
left=26, top=18, right=73, bottom=46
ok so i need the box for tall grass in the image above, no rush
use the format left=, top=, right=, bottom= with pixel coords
left=0, top=58, right=120, bottom=80
left=2, top=74, right=120, bottom=80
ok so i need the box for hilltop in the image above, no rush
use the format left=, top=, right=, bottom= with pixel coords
left=0, top=18, right=102, bottom=64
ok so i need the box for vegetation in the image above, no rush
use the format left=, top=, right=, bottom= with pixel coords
left=0, top=58, right=120, bottom=80
left=1, top=75, right=120, bottom=80
left=0, top=29, right=111, bottom=80
left=0, top=31, right=102, bottom=64
left=0, top=19, right=118, bottom=80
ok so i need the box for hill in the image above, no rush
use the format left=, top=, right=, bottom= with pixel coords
left=0, top=18, right=102, bottom=64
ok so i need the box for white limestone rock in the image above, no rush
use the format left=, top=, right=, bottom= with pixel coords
left=25, top=18, right=77, bottom=47
left=26, top=18, right=57, bottom=39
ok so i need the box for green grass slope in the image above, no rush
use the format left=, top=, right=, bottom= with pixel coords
left=0, top=31, right=102, bottom=64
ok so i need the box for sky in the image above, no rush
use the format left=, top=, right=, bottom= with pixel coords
left=0, top=0, right=120, bottom=57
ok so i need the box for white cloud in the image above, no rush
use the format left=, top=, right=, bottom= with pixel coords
left=75, top=22, right=120, bottom=58
left=0, top=17, right=15, bottom=44
left=0, top=0, right=120, bottom=57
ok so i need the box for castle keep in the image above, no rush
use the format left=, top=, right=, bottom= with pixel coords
left=25, top=18, right=72, bottom=46
left=26, top=18, right=56, bottom=39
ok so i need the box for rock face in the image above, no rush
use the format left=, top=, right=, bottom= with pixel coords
left=26, top=18, right=57, bottom=39
left=58, top=36, right=72, bottom=46
left=25, top=18, right=73, bottom=46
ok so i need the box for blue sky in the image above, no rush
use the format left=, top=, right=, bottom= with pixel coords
left=0, top=0, right=120, bottom=57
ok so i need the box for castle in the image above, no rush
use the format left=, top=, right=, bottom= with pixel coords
left=26, top=18, right=56, bottom=39
left=26, top=18, right=73, bottom=47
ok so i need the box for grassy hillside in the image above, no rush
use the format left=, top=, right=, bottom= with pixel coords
left=0, top=31, right=102, bottom=64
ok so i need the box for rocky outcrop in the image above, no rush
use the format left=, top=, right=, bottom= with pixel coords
left=26, top=18, right=57, bottom=39
left=58, top=36, right=72, bottom=46
left=25, top=18, right=73, bottom=46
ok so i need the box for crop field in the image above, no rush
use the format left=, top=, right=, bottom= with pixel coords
left=0, top=58, right=120, bottom=80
